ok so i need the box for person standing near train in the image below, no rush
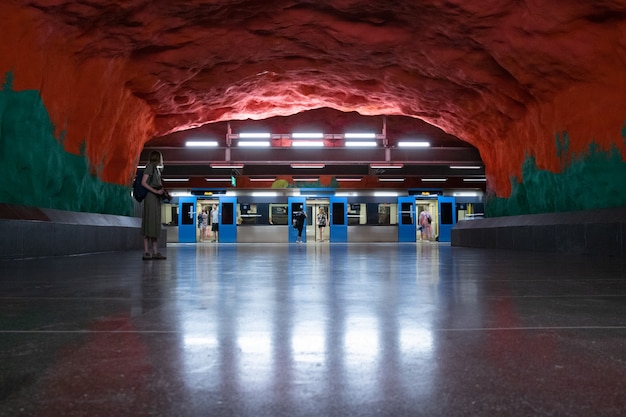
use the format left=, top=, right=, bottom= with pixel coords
left=418, top=209, right=432, bottom=241
left=210, top=204, right=219, bottom=242
left=317, top=207, right=327, bottom=242
left=141, top=150, right=167, bottom=260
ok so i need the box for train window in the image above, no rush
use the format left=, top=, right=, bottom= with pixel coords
left=239, top=203, right=268, bottom=225
left=269, top=204, right=288, bottom=225
left=222, top=203, right=234, bottom=225
left=181, top=202, right=194, bottom=225
left=382, top=203, right=398, bottom=225
left=347, top=203, right=362, bottom=225
left=332, top=202, right=345, bottom=225
left=441, top=202, right=453, bottom=224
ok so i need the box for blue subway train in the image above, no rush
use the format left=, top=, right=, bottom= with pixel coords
left=154, top=188, right=484, bottom=244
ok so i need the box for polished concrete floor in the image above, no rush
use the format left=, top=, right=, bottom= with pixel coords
left=1, top=242, right=625, bottom=417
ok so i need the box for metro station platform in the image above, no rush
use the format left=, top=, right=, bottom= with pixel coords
left=1, top=243, right=625, bottom=416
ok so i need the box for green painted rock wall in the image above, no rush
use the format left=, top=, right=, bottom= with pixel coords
left=486, top=127, right=626, bottom=217
left=0, top=73, right=133, bottom=216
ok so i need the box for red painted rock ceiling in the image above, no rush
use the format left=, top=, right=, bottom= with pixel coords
left=1, top=1, right=625, bottom=194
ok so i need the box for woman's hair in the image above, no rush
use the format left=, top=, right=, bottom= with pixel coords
left=149, top=150, right=163, bottom=165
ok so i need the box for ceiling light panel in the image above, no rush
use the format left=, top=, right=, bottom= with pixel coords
left=239, top=132, right=271, bottom=139
left=210, top=163, right=244, bottom=168
left=291, top=163, right=325, bottom=168
left=291, top=140, right=325, bottom=147
left=292, top=133, right=324, bottom=139
left=345, top=141, right=377, bottom=147
left=397, top=141, right=430, bottom=148
left=238, top=141, right=271, bottom=147
left=186, top=140, right=219, bottom=147
left=344, top=133, right=376, bottom=139
left=370, top=163, right=404, bottom=169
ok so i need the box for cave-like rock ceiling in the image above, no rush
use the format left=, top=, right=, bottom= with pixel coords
left=6, top=1, right=626, bottom=193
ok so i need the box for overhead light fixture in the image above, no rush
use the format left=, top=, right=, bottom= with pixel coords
left=344, top=133, right=376, bottom=139
left=162, top=178, right=190, bottom=182
left=374, top=191, right=399, bottom=197
left=345, top=141, right=377, bottom=147
left=463, top=178, right=487, bottom=182
left=450, top=165, right=481, bottom=169
left=335, top=192, right=359, bottom=197
left=238, top=141, right=271, bottom=147
left=291, top=140, right=325, bottom=147
left=291, top=163, right=325, bottom=168
left=293, top=178, right=319, bottom=182
left=249, top=177, right=276, bottom=182
left=205, top=178, right=232, bottom=182
left=378, top=178, right=405, bottom=182
left=169, top=191, right=192, bottom=197
left=421, top=178, right=448, bottom=182
left=454, top=191, right=479, bottom=197
left=335, top=178, right=362, bottom=182
left=370, top=163, right=404, bottom=169
left=239, top=132, right=271, bottom=139
left=210, top=163, right=244, bottom=169
left=397, top=141, right=430, bottom=148
left=186, top=140, right=219, bottom=147
left=292, top=132, right=324, bottom=139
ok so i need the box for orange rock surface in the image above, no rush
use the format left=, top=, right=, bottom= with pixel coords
left=1, top=1, right=625, bottom=195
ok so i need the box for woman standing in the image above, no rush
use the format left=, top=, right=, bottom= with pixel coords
left=317, top=207, right=327, bottom=242
left=141, top=150, right=167, bottom=260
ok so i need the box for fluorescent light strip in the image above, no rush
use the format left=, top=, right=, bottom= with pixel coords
left=249, top=177, right=276, bottom=182
left=345, top=141, right=377, bottom=147
left=211, top=164, right=244, bottom=168
left=397, top=141, right=430, bottom=148
left=344, top=133, right=376, bottom=139
left=238, top=141, right=271, bottom=147
left=450, top=165, right=481, bottom=169
left=186, top=141, right=219, bottom=147
left=374, top=191, right=399, bottom=197
left=292, top=132, right=324, bottom=139
left=293, top=178, right=319, bottom=182
left=422, top=178, right=448, bottom=182
left=291, top=140, right=325, bottom=147
left=291, top=163, right=325, bottom=168
left=370, top=164, right=404, bottom=169
left=205, top=178, right=232, bottom=182
left=239, top=132, right=271, bottom=139
left=335, top=178, right=362, bottom=182
left=463, top=178, right=487, bottom=182
left=379, top=178, right=405, bottom=182
left=162, top=178, right=190, bottom=182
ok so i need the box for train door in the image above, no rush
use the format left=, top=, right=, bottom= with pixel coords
left=288, top=197, right=307, bottom=243
left=437, top=196, right=456, bottom=242
left=397, top=196, right=416, bottom=242
left=178, top=196, right=198, bottom=243
left=197, top=199, right=219, bottom=242
left=416, top=199, right=438, bottom=242
left=219, top=196, right=238, bottom=243
left=305, top=199, right=330, bottom=242
left=329, top=196, right=347, bottom=242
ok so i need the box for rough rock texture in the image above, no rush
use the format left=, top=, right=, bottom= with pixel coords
left=1, top=1, right=625, bottom=212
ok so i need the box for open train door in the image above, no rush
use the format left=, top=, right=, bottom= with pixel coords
left=437, top=196, right=456, bottom=242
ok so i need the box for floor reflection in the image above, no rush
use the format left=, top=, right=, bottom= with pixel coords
left=0, top=243, right=625, bottom=416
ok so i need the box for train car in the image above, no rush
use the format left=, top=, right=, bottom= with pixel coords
left=152, top=187, right=484, bottom=244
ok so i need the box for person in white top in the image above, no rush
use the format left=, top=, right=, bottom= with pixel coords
left=210, top=204, right=219, bottom=242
